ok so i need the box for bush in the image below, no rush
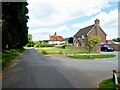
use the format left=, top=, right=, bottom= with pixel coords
left=55, top=45, right=63, bottom=48
left=34, top=41, right=40, bottom=47
left=2, top=48, right=24, bottom=69
left=62, top=45, right=65, bottom=49
left=26, top=41, right=55, bottom=48
left=34, top=44, right=39, bottom=47
left=41, top=50, right=48, bottom=54
left=59, top=51, right=62, bottom=54
left=26, top=41, right=34, bottom=47
left=40, top=44, right=55, bottom=47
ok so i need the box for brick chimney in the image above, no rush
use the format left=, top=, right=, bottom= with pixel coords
left=95, top=18, right=100, bottom=25
left=95, top=19, right=100, bottom=53
left=54, top=32, right=57, bottom=36
left=94, top=19, right=100, bottom=35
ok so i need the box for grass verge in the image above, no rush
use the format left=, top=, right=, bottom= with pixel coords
left=37, top=47, right=89, bottom=54
left=98, top=78, right=120, bottom=89
left=1, top=48, right=25, bottom=70
left=68, top=54, right=116, bottom=59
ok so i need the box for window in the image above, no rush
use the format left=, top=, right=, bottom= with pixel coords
left=73, top=37, right=76, bottom=40
left=82, top=34, right=84, bottom=39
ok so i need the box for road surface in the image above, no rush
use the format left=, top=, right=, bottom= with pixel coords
left=3, top=48, right=118, bottom=88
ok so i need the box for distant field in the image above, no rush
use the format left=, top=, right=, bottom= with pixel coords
left=37, top=47, right=88, bottom=54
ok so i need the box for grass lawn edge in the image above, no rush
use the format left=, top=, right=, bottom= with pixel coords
left=2, top=48, right=25, bottom=70
left=36, top=47, right=116, bottom=60
left=97, top=77, right=120, bottom=89
left=67, top=54, right=116, bottom=60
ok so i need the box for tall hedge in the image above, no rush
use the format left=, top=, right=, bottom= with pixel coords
left=2, top=2, right=29, bottom=49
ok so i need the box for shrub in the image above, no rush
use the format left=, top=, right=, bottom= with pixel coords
left=41, top=50, right=48, bottom=54
left=40, top=44, right=55, bottom=47
left=34, top=44, right=39, bottom=47
left=62, top=45, right=65, bottom=49
left=55, top=45, right=63, bottom=48
left=26, top=41, right=34, bottom=47
left=2, top=48, right=24, bottom=69
left=59, top=51, right=62, bottom=54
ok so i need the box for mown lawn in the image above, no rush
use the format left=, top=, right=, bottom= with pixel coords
left=2, top=48, right=24, bottom=70
left=98, top=78, right=120, bottom=89
left=37, top=47, right=88, bottom=54
left=68, top=54, right=116, bottom=59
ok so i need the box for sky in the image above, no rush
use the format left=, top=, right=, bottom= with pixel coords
left=27, top=0, right=119, bottom=41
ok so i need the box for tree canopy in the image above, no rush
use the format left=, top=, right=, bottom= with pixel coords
left=28, top=34, right=32, bottom=42
left=2, top=2, right=29, bottom=49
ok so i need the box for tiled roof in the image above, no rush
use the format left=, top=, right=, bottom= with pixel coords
left=73, top=24, right=95, bottom=38
left=49, top=33, right=64, bottom=41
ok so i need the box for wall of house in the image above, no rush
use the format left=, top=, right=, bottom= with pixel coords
left=88, top=26, right=106, bottom=44
left=79, top=38, right=85, bottom=47
left=88, top=28, right=96, bottom=37
left=88, top=26, right=106, bottom=52
left=48, top=41, right=65, bottom=44
left=73, top=19, right=107, bottom=52
left=73, top=37, right=81, bottom=47
left=97, top=28, right=106, bottom=44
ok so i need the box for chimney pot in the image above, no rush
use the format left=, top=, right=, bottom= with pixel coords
left=95, top=18, right=100, bottom=25
left=54, top=32, right=57, bottom=36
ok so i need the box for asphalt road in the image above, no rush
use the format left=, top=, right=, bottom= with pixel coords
left=2, top=48, right=118, bottom=88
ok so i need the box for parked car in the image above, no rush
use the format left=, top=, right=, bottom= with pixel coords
left=101, top=45, right=114, bottom=52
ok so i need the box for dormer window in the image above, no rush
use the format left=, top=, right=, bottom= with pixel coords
left=82, top=34, right=84, bottom=39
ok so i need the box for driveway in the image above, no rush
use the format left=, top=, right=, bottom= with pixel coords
left=100, top=51, right=119, bottom=55
left=2, top=48, right=118, bottom=88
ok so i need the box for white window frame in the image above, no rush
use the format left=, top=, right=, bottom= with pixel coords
left=82, top=34, right=84, bottom=39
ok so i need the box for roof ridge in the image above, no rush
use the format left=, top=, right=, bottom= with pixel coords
left=80, top=24, right=94, bottom=30
left=73, top=24, right=95, bottom=37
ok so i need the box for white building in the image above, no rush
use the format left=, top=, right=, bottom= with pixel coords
left=48, top=32, right=65, bottom=45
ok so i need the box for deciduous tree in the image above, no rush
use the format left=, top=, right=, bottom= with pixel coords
left=84, top=36, right=100, bottom=58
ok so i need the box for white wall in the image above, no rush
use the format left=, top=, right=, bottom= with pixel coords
left=48, top=41, right=65, bottom=44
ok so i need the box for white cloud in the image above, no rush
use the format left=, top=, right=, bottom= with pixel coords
left=29, top=25, right=69, bottom=40
left=27, top=0, right=112, bottom=27
left=29, top=25, right=69, bottom=34
left=27, top=0, right=118, bottom=40
left=105, top=0, right=119, bottom=2
left=72, top=9, right=118, bottom=40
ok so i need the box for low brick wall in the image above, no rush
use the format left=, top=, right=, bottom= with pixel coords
left=65, top=46, right=97, bottom=52
left=65, top=46, right=84, bottom=50
left=66, top=44, right=120, bottom=51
